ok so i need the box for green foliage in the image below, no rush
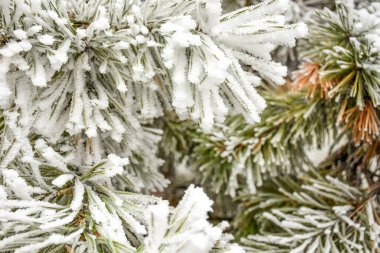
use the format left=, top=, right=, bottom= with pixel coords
left=192, top=89, right=337, bottom=196
left=237, top=170, right=380, bottom=252
left=302, top=1, right=380, bottom=109
left=318, top=141, right=380, bottom=188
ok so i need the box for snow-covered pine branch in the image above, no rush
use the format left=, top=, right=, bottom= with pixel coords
left=191, top=90, right=336, bottom=196
left=144, top=0, right=307, bottom=130
left=0, top=147, right=243, bottom=253
left=0, top=0, right=306, bottom=198
left=0, top=0, right=306, bottom=136
left=237, top=171, right=380, bottom=252
left=143, top=185, right=243, bottom=253
left=185, top=0, right=380, bottom=197
left=0, top=0, right=308, bottom=251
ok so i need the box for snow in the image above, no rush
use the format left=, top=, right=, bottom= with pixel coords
left=52, top=174, right=74, bottom=188
left=104, top=154, right=129, bottom=178
left=13, top=30, right=28, bottom=40
left=70, top=180, right=84, bottom=211
left=47, top=39, right=71, bottom=70
left=0, top=57, right=11, bottom=105
left=37, top=34, right=55, bottom=46
left=14, top=229, right=84, bottom=253
left=2, top=169, right=34, bottom=200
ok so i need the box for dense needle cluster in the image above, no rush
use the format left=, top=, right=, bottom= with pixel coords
left=0, top=0, right=307, bottom=252
left=2, top=0, right=380, bottom=252
left=160, top=1, right=380, bottom=252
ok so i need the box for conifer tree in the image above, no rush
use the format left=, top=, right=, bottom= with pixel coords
left=170, top=0, right=380, bottom=251
left=2, top=0, right=380, bottom=252
left=0, top=0, right=307, bottom=252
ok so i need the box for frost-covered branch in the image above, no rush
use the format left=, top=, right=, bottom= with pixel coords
left=185, top=0, right=380, bottom=197
left=191, top=89, right=336, bottom=196
left=237, top=171, right=380, bottom=252
left=0, top=0, right=306, bottom=191
left=0, top=150, right=242, bottom=253
left=300, top=0, right=380, bottom=144
left=0, top=0, right=306, bottom=134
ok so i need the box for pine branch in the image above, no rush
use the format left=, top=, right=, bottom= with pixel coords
left=1, top=150, right=242, bottom=252
left=301, top=1, right=380, bottom=114
left=189, top=0, right=380, bottom=197
left=318, top=140, right=380, bottom=189
left=191, top=88, right=337, bottom=196
left=0, top=0, right=308, bottom=251
left=237, top=170, right=380, bottom=252
left=0, top=0, right=306, bottom=192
